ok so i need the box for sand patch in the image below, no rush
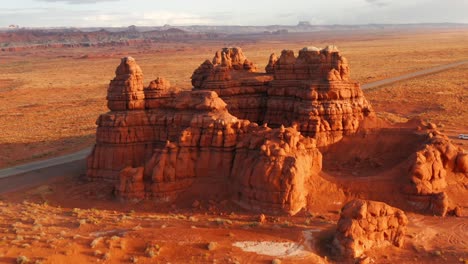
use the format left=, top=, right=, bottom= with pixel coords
left=233, top=241, right=310, bottom=257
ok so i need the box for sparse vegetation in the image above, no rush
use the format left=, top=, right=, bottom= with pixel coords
left=207, top=242, right=218, bottom=251
left=272, top=259, right=282, bottom=264
left=90, top=237, right=103, bottom=248
left=144, top=242, right=161, bottom=258
left=16, top=256, right=29, bottom=264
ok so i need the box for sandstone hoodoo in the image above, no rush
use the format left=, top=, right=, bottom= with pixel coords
left=333, top=199, right=408, bottom=259
left=403, top=129, right=467, bottom=216
left=107, top=56, right=145, bottom=111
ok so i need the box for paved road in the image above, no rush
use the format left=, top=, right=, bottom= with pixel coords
left=0, top=59, right=467, bottom=181
left=0, top=147, right=92, bottom=178
left=361, top=60, right=468, bottom=90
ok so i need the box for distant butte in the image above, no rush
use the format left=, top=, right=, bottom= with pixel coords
left=87, top=47, right=466, bottom=220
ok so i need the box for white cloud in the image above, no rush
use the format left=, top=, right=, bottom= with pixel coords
left=79, top=11, right=214, bottom=27
left=1, top=0, right=468, bottom=27
left=36, top=0, right=119, bottom=4
left=141, top=11, right=214, bottom=26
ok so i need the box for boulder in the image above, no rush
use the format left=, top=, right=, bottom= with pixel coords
left=456, top=152, right=468, bottom=173
left=333, top=199, right=408, bottom=259
left=403, top=132, right=466, bottom=216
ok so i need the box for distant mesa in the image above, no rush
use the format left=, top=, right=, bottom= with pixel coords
left=127, top=25, right=138, bottom=32
left=297, top=21, right=312, bottom=27
left=87, top=46, right=466, bottom=220
left=0, top=27, right=215, bottom=52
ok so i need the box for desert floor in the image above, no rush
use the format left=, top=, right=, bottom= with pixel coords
left=0, top=28, right=467, bottom=263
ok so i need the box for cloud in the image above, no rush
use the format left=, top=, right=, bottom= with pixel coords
left=0, top=8, right=50, bottom=15
left=36, top=0, right=119, bottom=4
left=78, top=11, right=215, bottom=26
left=364, top=0, right=389, bottom=7
left=140, top=11, right=214, bottom=26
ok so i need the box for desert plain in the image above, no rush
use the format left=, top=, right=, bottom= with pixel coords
left=0, top=27, right=467, bottom=263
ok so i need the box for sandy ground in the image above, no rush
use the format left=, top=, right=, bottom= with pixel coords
left=0, top=174, right=465, bottom=264
left=366, top=63, right=468, bottom=146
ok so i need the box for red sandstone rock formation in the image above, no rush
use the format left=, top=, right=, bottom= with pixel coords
left=192, top=47, right=270, bottom=124
left=107, top=57, right=145, bottom=111
left=456, top=153, right=468, bottom=173
left=403, top=129, right=466, bottom=216
left=144, top=77, right=173, bottom=108
left=90, top=49, right=467, bottom=218
left=231, top=125, right=322, bottom=215
left=112, top=90, right=246, bottom=200
left=265, top=53, right=278, bottom=74
left=264, top=46, right=371, bottom=145
left=333, top=199, right=408, bottom=259
left=88, top=54, right=329, bottom=214
left=87, top=89, right=237, bottom=180
left=87, top=48, right=373, bottom=214
left=192, top=47, right=257, bottom=88
left=192, top=46, right=373, bottom=146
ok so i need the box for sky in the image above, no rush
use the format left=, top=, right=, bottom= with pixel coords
left=1, top=0, right=467, bottom=28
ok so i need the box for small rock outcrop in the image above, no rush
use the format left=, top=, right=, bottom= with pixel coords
left=456, top=153, right=468, bottom=173
left=333, top=199, right=408, bottom=259
left=403, top=130, right=466, bottom=216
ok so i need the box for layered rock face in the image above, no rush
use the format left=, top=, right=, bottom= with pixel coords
left=114, top=90, right=248, bottom=201
left=333, top=199, right=408, bottom=259
left=192, top=47, right=270, bottom=124
left=144, top=77, right=172, bottom=108
left=116, top=124, right=322, bottom=214
left=265, top=47, right=372, bottom=145
left=403, top=129, right=467, bottom=216
left=87, top=86, right=237, bottom=180
left=89, top=56, right=323, bottom=214
left=231, top=125, right=322, bottom=215
left=192, top=46, right=373, bottom=146
left=107, top=57, right=145, bottom=111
